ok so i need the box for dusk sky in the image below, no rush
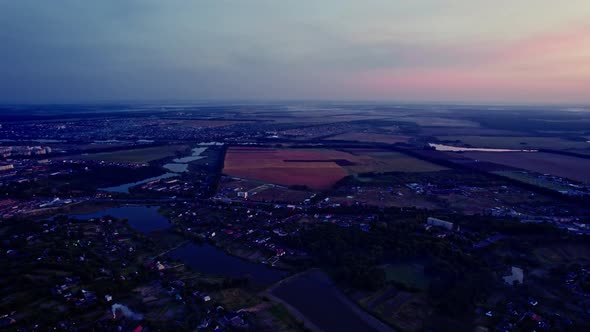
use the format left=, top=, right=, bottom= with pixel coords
left=2, top=1, right=590, bottom=104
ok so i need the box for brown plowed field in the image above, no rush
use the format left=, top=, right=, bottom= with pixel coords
left=223, top=147, right=348, bottom=190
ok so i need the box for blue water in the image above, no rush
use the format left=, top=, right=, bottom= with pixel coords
left=71, top=206, right=171, bottom=233
left=168, top=243, right=287, bottom=285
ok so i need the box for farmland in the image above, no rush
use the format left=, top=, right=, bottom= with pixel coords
left=70, top=145, right=189, bottom=163
left=223, top=147, right=446, bottom=189
left=342, top=149, right=448, bottom=173
left=400, top=116, right=480, bottom=127
left=462, top=151, right=590, bottom=183
left=436, top=135, right=590, bottom=150
left=326, top=132, right=410, bottom=144
left=223, top=147, right=349, bottom=190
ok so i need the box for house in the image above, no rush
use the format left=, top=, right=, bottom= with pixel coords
left=427, top=217, right=454, bottom=231
left=220, top=312, right=247, bottom=328
left=503, top=266, right=524, bottom=285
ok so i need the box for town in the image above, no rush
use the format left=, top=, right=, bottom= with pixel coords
left=1, top=104, right=589, bottom=332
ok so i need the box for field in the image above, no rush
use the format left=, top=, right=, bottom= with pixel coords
left=73, top=145, right=189, bottom=163
left=382, top=263, right=429, bottom=290
left=437, top=135, right=590, bottom=150
left=493, top=171, right=572, bottom=191
left=223, top=147, right=349, bottom=190
left=342, top=149, right=447, bottom=173
left=331, top=170, right=554, bottom=214
left=462, top=151, right=590, bottom=183
left=223, top=147, right=446, bottom=189
left=358, top=288, right=429, bottom=332
left=419, top=127, right=526, bottom=137
left=268, top=269, right=394, bottom=332
left=400, top=116, right=480, bottom=127
left=326, top=132, right=410, bottom=144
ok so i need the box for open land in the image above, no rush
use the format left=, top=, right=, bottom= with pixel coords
left=223, top=147, right=349, bottom=190
left=268, top=270, right=395, bottom=332
left=69, top=145, right=189, bottom=163
left=223, top=147, right=447, bottom=190
left=462, top=151, right=590, bottom=183
left=326, top=132, right=410, bottom=144
left=437, top=136, right=590, bottom=150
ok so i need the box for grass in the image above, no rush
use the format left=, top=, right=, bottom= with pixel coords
left=215, top=288, right=260, bottom=310
left=75, top=145, right=189, bottom=163
left=326, top=132, right=410, bottom=144
left=463, top=151, right=590, bottom=183
left=345, top=149, right=448, bottom=173
left=493, top=170, right=571, bottom=191
left=382, top=263, right=429, bottom=291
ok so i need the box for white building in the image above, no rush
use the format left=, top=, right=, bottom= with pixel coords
left=427, top=217, right=454, bottom=231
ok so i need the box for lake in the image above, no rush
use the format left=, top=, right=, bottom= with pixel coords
left=168, top=243, right=287, bottom=285
left=71, top=206, right=171, bottom=233
left=429, top=143, right=537, bottom=152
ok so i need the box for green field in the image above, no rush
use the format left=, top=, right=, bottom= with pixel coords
left=343, top=149, right=448, bottom=173
left=382, top=263, right=429, bottom=290
left=75, top=145, right=189, bottom=163
left=493, top=171, right=571, bottom=191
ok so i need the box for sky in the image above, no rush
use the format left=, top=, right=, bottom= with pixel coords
left=1, top=0, right=590, bottom=104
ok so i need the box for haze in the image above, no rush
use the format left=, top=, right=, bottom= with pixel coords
left=2, top=0, right=590, bottom=104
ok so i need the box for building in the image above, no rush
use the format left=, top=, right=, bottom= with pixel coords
left=0, top=163, right=14, bottom=171
left=503, top=266, right=524, bottom=285
left=427, top=217, right=454, bottom=231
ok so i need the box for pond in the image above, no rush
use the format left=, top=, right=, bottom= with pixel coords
left=70, top=206, right=171, bottom=233
left=168, top=243, right=287, bottom=285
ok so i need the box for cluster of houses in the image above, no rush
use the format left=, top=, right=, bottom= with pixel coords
left=144, top=258, right=250, bottom=331
left=0, top=145, right=52, bottom=158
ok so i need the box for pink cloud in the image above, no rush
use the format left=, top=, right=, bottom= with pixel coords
left=351, top=22, right=590, bottom=102
left=493, top=23, right=590, bottom=64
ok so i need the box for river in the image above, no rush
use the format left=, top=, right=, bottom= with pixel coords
left=99, top=146, right=208, bottom=193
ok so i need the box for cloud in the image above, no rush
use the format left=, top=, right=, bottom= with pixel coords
left=1, top=1, right=589, bottom=103
left=350, top=22, right=590, bottom=103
